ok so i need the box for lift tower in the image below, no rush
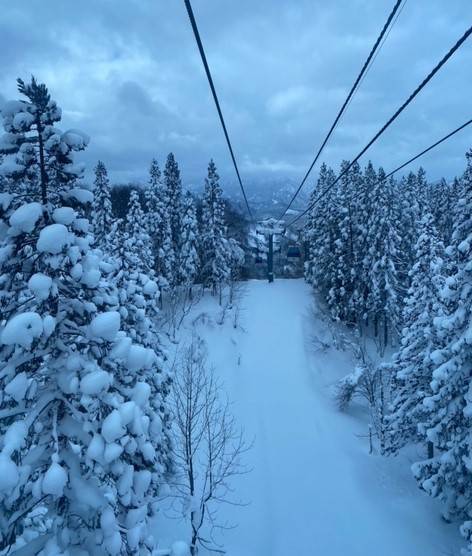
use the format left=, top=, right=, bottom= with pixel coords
left=255, top=218, right=286, bottom=283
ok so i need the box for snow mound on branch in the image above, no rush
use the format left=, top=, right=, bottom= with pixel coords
left=132, top=381, right=151, bottom=407
left=104, top=443, right=123, bottom=463
left=81, top=268, right=101, bottom=288
left=28, top=273, right=53, bottom=300
left=127, top=344, right=152, bottom=371
left=0, top=192, right=13, bottom=210
left=62, top=129, right=90, bottom=149
left=37, top=224, right=71, bottom=254
left=0, top=455, right=19, bottom=492
left=110, top=335, right=132, bottom=361
left=12, top=111, right=34, bottom=130
left=0, top=245, right=13, bottom=267
left=143, top=280, right=158, bottom=295
left=1, top=100, right=24, bottom=118
left=42, top=461, right=68, bottom=496
left=119, top=401, right=136, bottom=425
left=3, top=421, right=27, bottom=455
left=5, top=372, right=29, bottom=402
left=171, top=541, right=191, bottom=556
left=1, top=312, right=43, bottom=347
left=43, top=315, right=56, bottom=337
left=101, top=410, right=125, bottom=443
left=0, top=159, right=24, bottom=177
left=52, top=207, right=76, bottom=225
left=89, top=312, right=120, bottom=341
left=80, top=370, right=112, bottom=395
left=87, top=434, right=105, bottom=463
left=9, top=202, right=42, bottom=234
left=66, top=188, right=94, bottom=205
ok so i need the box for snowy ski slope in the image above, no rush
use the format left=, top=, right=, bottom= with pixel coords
left=160, top=279, right=461, bottom=555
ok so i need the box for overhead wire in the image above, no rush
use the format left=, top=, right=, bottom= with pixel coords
left=183, top=0, right=254, bottom=220
left=279, top=0, right=405, bottom=220
left=353, top=118, right=472, bottom=256
left=381, top=118, right=472, bottom=182
left=288, top=24, right=472, bottom=227
left=339, top=0, right=408, bottom=125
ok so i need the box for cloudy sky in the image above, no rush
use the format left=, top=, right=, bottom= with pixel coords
left=1, top=0, right=471, bottom=190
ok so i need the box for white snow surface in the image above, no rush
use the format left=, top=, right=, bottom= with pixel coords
left=157, top=279, right=461, bottom=556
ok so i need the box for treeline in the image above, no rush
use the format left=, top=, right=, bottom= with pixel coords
left=305, top=153, right=472, bottom=552
left=93, top=155, right=245, bottom=306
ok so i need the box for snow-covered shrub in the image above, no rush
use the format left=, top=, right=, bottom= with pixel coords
left=335, top=366, right=365, bottom=411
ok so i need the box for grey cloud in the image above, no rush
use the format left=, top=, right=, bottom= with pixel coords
left=0, top=0, right=470, bottom=190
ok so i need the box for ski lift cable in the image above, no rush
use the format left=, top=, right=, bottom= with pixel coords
left=383, top=118, right=472, bottom=181
left=287, top=25, right=472, bottom=227
left=291, top=117, right=472, bottom=229
left=279, top=0, right=405, bottom=220
left=338, top=0, right=408, bottom=127
left=183, top=0, right=254, bottom=221
left=354, top=118, right=472, bottom=256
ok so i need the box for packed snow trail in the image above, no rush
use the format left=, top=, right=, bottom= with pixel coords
left=171, top=279, right=460, bottom=555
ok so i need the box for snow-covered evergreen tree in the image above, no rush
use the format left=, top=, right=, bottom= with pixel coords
left=364, top=169, right=402, bottom=349
left=398, top=171, right=422, bottom=290
left=92, top=160, right=113, bottom=250
left=157, top=218, right=176, bottom=291
left=386, top=212, right=444, bottom=454
left=177, top=192, right=199, bottom=289
left=125, top=189, right=154, bottom=275
left=144, top=158, right=163, bottom=243
left=0, top=78, right=172, bottom=554
left=304, top=163, right=336, bottom=294
left=0, top=76, right=89, bottom=204
left=201, top=160, right=230, bottom=296
left=163, top=152, right=183, bottom=251
left=412, top=151, right=472, bottom=550
left=347, top=161, right=369, bottom=326
left=326, top=160, right=357, bottom=323
left=227, top=237, right=245, bottom=305
left=143, top=158, right=175, bottom=290
left=429, top=178, right=459, bottom=247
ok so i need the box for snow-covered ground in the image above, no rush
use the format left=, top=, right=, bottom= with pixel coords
left=158, top=278, right=461, bottom=555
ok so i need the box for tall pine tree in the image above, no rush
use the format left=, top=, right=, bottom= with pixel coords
left=412, top=151, right=472, bottom=547
left=201, top=160, right=229, bottom=298
left=178, top=191, right=200, bottom=290
left=92, top=160, right=113, bottom=250
left=163, top=152, right=183, bottom=251
left=386, top=212, right=444, bottom=454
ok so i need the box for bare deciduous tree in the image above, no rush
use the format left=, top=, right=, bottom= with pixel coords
left=171, top=336, right=250, bottom=554
left=159, top=287, right=202, bottom=342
